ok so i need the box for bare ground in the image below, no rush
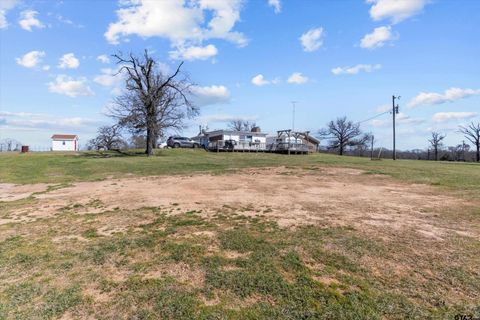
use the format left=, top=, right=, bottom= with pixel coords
left=1, top=165, right=479, bottom=317
left=1, top=166, right=477, bottom=241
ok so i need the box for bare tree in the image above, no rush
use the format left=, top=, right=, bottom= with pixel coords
left=227, top=120, right=257, bottom=131
left=459, top=122, right=480, bottom=162
left=129, top=135, right=146, bottom=149
left=351, top=132, right=373, bottom=157
left=228, top=120, right=244, bottom=131
left=110, top=50, right=197, bottom=156
left=88, top=125, right=126, bottom=150
left=447, top=145, right=462, bottom=161
left=319, top=116, right=363, bottom=155
left=244, top=121, right=257, bottom=131
left=0, top=138, right=22, bottom=152
left=428, top=131, right=446, bottom=161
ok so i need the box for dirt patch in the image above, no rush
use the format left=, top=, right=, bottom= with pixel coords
left=1, top=166, right=477, bottom=240
left=143, top=262, right=205, bottom=288
left=313, top=275, right=341, bottom=286
left=0, top=183, right=50, bottom=201
left=223, top=250, right=251, bottom=259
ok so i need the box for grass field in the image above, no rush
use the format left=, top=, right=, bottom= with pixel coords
left=0, top=150, right=479, bottom=319
left=1, top=149, right=479, bottom=197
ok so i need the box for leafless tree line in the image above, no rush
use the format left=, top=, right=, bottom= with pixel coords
left=427, top=122, right=479, bottom=161
left=317, top=117, right=480, bottom=162
left=0, top=138, right=22, bottom=152
left=227, top=120, right=258, bottom=132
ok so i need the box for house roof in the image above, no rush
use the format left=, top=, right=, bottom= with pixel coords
left=303, top=135, right=320, bottom=144
left=205, top=130, right=268, bottom=137
left=276, top=130, right=320, bottom=144
left=51, top=134, right=78, bottom=140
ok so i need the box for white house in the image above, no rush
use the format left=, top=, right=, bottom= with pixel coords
left=51, top=134, right=78, bottom=151
left=266, top=135, right=303, bottom=146
left=200, top=128, right=268, bottom=151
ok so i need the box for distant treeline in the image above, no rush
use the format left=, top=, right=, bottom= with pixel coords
left=319, top=146, right=478, bottom=162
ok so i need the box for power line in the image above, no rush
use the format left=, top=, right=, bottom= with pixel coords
left=357, top=110, right=391, bottom=124
left=317, top=110, right=392, bottom=141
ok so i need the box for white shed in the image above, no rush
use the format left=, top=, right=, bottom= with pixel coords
left=51, top=134, right=78, bottom=151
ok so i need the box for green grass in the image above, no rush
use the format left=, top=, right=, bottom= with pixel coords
left=1, top=149, right=480, bottom=197
left=1, top=209, right=478, bottom=319
left=1, top=150, right=479, bottom=318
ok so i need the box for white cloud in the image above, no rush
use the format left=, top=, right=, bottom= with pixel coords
left=191, top=85, right=230, bottom=106
left=360, top=26, right=396, bottom=49
left=18, top=10, right=44, bottom=31
left=268, top=0, right=281, bottom=14
left=56, top=14, right=73, bottom=25
left=370, top=119, right=386, bottom=127
left=370, top=112, right=424, bottom=127
left=396, top=113, right=425, bottom=125
left=287, top=72, right=308, bottom=84
left=94, top=68, right=122, bottom=87
left=48, top=75, right=94, bottom=97
left=299, top=27, right=324, bottom=52
left=0, top=111, right=102, bottom=131
left=169, top=44, right=218, bottom=61
left=42, top=65, right=50, bottom=71
left=432, top=112, right=478, bottom=123
left=408, top=87, right=480, bottom=108
left=251, top=74, right=271, bottom=86
left=367, top=0, right=429, bottom=24
left=105, top=0, right=247, bottom=51
left=58, top=53, right=80, bottom=69
left=96, top=54, right=110, bottom=64
left=332, top=64, right=381, bottom=75
left=375, top=104, right=390, bottom=112
left=250, top=74, right=280, bottom=86
left=55, top=14, right=84, bottom=28
left=16, top=50, right=45, bottom=68
left=0, top=11, right=7, bottom=29
left=0, top=111, right=41, bottom=117
left=0, top=0, right=20, bottom=28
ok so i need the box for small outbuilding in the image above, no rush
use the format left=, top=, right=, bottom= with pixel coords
left=51, top=134, right=78, bottom=151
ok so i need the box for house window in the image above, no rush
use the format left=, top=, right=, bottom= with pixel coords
left=62, top=141, right=66, bottom=145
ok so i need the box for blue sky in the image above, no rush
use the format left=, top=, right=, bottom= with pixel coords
left=1, top=0, right=479, bottom=150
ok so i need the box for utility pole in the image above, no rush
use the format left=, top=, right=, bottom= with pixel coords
left=370, top=135, right=374, bottom=160
left=392, top=95, right=400, bottom=160
left=291, top=101, right=298, bottom=132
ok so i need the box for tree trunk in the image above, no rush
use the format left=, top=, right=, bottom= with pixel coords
left=145, top=128, right=153, bottom=156
left=145, top=103, right=156, bottom=156
left=434, top=147, right=438, bottom=161
left=339, top=142, right=344, bottom=156
left=476, top=144, right=479, bottom=162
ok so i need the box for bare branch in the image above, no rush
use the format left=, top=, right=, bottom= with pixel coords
left=110, top=51, right=197, bottom=156
left=318, top=116, right=363, bottom=155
